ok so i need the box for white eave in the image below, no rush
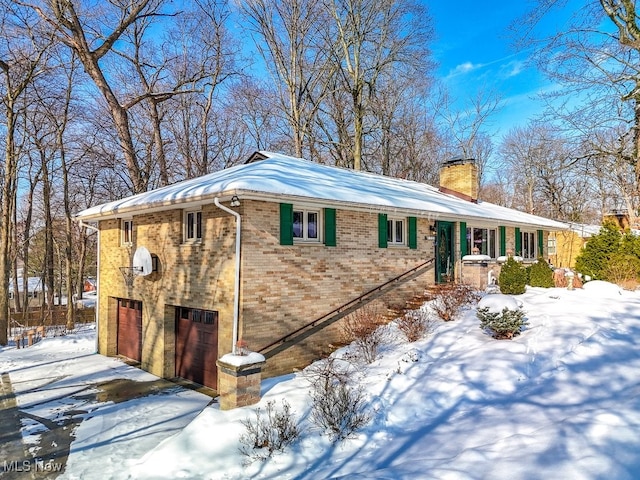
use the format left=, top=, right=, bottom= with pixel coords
left=75, top=151, right=568, bottom=231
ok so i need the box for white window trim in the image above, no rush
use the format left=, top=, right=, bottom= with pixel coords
left=387, top=217, right=406, bottom=246
left=184, top=209, right=203, bottom=243
left=466, top=225, right=498, bottom=258
left=293, top=207, right=322, bottom=243
left=521, top=230, right=537, bottom=260
left=121, top=218, right=133, bottom=246
left=547, top=236, right=557, bottom=255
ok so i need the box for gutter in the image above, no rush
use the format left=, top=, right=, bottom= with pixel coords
left=213, top=197, right=241, bottom=355
left=77, top=220, right=100, bottom=354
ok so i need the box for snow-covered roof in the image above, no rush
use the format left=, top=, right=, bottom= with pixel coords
left=569, top=224, right=602, bottom=237
left=75, top=152, right=568, bottom=230
left=568, top=224, right=640, bottom=237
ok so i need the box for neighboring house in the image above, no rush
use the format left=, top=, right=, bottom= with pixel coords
left=550, top=211, right=640, bottom=269
left=549, top=224, right=601, bottom=269
left=84, top=277, right=97, bottom=292
left=75, top=152, right=567, bottom=390
left=9, top=276, right=46, bottom=309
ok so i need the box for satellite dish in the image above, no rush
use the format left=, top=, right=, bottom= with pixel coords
left=132, top=246, right=153, bottom=276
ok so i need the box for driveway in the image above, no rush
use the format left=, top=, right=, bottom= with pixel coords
left=0, top=328, right=212, bottom=479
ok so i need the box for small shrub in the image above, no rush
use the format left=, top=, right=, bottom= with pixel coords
left=396, top=308, right=437, bottom=342
left=528, top=257, right=554, bottom=288
left=426, top=283, right=480, bottom=322
left=499, top=257, right=527, bottom=294
left=605, top=253, right=640, bottom=287
left=477, top=306, right=528, bottom=339
left=342, top=304, right=386, bottom=363
left=304, top=358, right=370, bottom=442
left=239, top=400, right=300, bottom=461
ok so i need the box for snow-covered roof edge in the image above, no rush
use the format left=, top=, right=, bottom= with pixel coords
left=75, top=151, right=568, bottom=230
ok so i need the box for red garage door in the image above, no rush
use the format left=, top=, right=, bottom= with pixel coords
left=175, top=307, right=218, bottom=388
left=117, top=299, right=142, bottom=362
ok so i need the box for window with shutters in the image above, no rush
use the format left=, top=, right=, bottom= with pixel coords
left=379, top=214, right=417, bottom=249
left=280, top=204, right=335, bottom=246
left=293, top=208, right=320, bottom=242
left=387, top=217, right=405, bottom=246
left=521, top=230, right=536, bottom=259
left=465, top=227, right=497, bottom=258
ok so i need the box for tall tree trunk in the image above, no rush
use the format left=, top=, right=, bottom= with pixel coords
left=0, top=107, right=17, bottom=344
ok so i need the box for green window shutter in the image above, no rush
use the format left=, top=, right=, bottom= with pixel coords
left=459, top=221, right=467, bottom=258
left=499, top=226, right=506, bottom=256
left=324, top=208, right=336, bottom=247
left=378, top=213, right=388, bottom=248
left=408, top=217, right=417, bottom=249
left=279, top=203, right=293, bottom=245
left=515, top=227, right=521, bottom=255
left=537, top=230, right=544, bottom=256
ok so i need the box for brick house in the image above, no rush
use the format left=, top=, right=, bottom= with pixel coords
left=75, top=152, right=567, bottom=390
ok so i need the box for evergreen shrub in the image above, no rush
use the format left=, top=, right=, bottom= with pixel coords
left=528, top=257, right=555, bottom=288
left=477, top=306, right=528, bottom=339
left=574, top=221, right=621, bottom=281
left=498, top=257, right=527, bottom=294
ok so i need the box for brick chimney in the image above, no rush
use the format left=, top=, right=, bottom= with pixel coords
left=439, top=157, right=479, bottom=203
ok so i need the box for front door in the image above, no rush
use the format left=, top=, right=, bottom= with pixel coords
left=436, top=221, right=455, bottom=283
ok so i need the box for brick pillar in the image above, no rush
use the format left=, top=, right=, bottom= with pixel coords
left=216, top=353, right=266, bottom=410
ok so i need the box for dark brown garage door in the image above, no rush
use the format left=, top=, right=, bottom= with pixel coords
left=117, top=299, right=142, bottom=362
left=175, top=307, right=218, bottom=388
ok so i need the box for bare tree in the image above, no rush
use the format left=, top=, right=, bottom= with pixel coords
left=499, top=122, right=588, bottom=221
left=21, top=0, right=168, bottom=193
left=517, top=0, right=640, bottom=225
left=0, top=2, right=51, bottom=344
left=240, top=0, right=333, bottom=159
left=324, top=0, right=434, bottom=171
left=436, top=87, right=502, bottom=190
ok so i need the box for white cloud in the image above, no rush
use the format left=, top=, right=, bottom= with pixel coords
left=448, top=61, right=482, bottom=78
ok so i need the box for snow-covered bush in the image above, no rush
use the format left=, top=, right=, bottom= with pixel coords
left=342, top=304, right=387, bottom=363
left=499, top=256, right=527, bottom=294
left=304, top=358, right=370, bottom=442
left=426, top=283, right=480, bottom=321
left=239, top=400, right=300, bottom=461
left=396, top=308, right=436, bottom=342
left=476, top=294, right=527, bottom=339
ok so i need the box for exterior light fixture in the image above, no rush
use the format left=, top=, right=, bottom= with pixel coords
left=230, top=195, right=240, bottom=207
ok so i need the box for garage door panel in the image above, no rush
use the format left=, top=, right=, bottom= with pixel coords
left=175, top=307, right=218, bottom=388
left=117, top=299, right=142, bottom=362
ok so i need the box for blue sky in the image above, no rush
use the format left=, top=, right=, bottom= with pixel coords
left=428, top=2, right=563, bottom=140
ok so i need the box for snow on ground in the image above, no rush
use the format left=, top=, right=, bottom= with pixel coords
left=2, top=282, right=640, bottom=479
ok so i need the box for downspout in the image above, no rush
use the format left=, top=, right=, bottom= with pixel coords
left=213, top=197, right=241, bottom=355
left=78, top=220, right=100, bottom=353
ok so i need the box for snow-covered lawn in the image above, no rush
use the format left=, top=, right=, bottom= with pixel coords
left=2, top=281, right=640, bottom=479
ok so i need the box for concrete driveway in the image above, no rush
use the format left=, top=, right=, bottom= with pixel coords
left=0, top=330, right=213, bottom=479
